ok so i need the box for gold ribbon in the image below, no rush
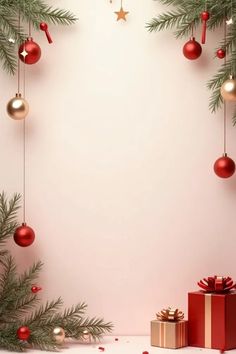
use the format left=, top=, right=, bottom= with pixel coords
left=156, top=307, right=184, bottom=322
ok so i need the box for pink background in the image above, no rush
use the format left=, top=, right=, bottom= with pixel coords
left=1, top=0, right=236, bottom=335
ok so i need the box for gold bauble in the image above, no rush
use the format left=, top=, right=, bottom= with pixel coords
left=82, top=330, right=91, bottom=341
left=7, top=93, right=29, bottom=120
left=52, top=327, right=65, bottom=345
left=220, top=76, right=236, bottom=101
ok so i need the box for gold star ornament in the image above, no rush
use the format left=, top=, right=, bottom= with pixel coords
left=115, top=7, right=129, bottom=21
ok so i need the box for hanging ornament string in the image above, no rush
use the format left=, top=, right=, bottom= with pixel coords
left=223, top=19, right=227, bottom=156
left=29, top=20, right=32, bottom=38
left=17, top=12, right=21, bottom=95
left=214, top=14, right=236, bottom=179
left=23, top=37, right=26, bottom=223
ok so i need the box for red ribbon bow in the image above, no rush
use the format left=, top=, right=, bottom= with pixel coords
left=198, top=276, right=236, bottom=293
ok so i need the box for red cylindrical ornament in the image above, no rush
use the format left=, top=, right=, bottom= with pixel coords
left=18, top=37, right=41, bottom=64
left=200, top=11, right=210, bottom=44
left=217, top=49, right=226, bottom=59
left=214, top=154, right=235, bottom=178
left=17, top=326, right=31, bottom=341
left=40, top=22, right=53, bottom=44
left=183, top=37, right=202, bottom=60
left=14, top=223, right=35, bottom=247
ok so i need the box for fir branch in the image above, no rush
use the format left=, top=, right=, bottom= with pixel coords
left=0, top=0, right=77, bottom=74
left=147, top=10, right=189, bottom=32
left=26, top=298, right=63, bottom=327
left=0, top=193, right=21, bottom=244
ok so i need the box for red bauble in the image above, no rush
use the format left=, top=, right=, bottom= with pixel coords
left=18, top=37, right=41, bottom=64
left=14, top=223, right=35, bottom=247
left=17, top=326, right=31, bottom=341
left=214, top=154, right=236, bottom=178
left=183, top=37, right=202, bottom=60
left=217, top=49, right=226, bottom=59
left=31, top=286, right=42, bottom=293
left=201, top=11, right=210, bottom=21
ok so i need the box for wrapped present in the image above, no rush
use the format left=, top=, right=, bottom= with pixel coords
left=151, top=307, right=188, bottom=349
left=188, top=275, right=236, bottom=350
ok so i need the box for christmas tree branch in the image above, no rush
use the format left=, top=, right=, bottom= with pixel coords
left=0, top=193, right=21, bottom=244
left=0, top=40, right=16, bottom=74
left=147, top=10, right=189, bottom=32
left=0, top=0, right=77, bottom=74
left=0, top=193, right=113, bottom=351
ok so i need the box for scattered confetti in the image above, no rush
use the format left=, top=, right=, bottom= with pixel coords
left=98, top=347, right=105, bottom=352
left=142, top=351, right=149, bottom=354
left=115, top=338, right=119, bottom=341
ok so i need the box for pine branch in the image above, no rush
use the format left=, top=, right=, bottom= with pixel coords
left=0, top=0, right=77, bottom=74
left=0, top=193, right=21, bottom=244
left=147, top=10, right=189, bottom=32
left=26, top=298, right=63, bottom=326
left=0, top=193, right=113, bottom=351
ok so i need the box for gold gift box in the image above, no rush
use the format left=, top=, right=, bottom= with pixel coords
left=151, top=319, right=188, bottom=349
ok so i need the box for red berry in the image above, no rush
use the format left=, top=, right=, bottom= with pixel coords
left=201, top=11, right=210, bottom=21
left=40, top=22, right=48, bottom=31
left=17, top=326, right=30, bottom=341
left=31, top=286, right=42, bottom=293
left=217, top=49, right=226, bottom=59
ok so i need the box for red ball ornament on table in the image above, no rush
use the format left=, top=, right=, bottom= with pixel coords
left=183, top=37, right=202, bottom=60
left=217, top=49, right=226, bottom=59
left=18, top=37, right=41, bottom=64
left=14, top=223, right=35, bottom=247
left=17, top=326, right=31, bottom=341
left=214, top=154, right=235, bottom=178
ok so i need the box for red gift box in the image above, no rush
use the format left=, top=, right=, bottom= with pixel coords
left=188, top=276, right=236, bottom=350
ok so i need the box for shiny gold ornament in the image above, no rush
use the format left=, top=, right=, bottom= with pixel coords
left=220, top=75, right=236, bottom=101
left=52, top=327, right=65, bottom=345
left=7, top=93, right=29, bottom=120
left=82, top=330, right=91, bottom=341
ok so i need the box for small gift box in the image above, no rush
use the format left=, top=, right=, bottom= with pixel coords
left=151, top=307, right=188, bottom=349
left=188, top=275, right=236, bottom=350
